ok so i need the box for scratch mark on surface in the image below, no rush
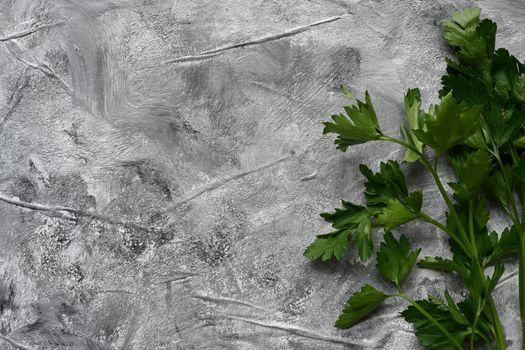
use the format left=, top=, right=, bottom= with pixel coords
left=0, top=68, right=28, bottom=128
left=0, top=22, right=63, bottom=42
left=224, top=315, right=364, bottom=347
left=192, top=293, right=267, bottom=311
left=143, top=14, right=351, bottom=67
left=91, top=289, right=134, bottom=295
left=1, top=22, right=101, bottom=119
left=4, top=40, right=73, bottom=94
left=300, top=172, right=317, bottom=181
left=200, top=14, right=350, bottom=55
left=0, top=334, right=34, bottom=350
left=153, top=52, right=221, bottom=65
left=167, top=153, right=293, bottom=210
left=158, top=272, right=198, bottom=284
left=0, top=192, right=162, bottom=232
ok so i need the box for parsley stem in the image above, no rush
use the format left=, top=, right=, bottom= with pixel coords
left=426, top=157, right=475, bottom=257
left=379, top=135, right=475, bottom=257
left=488, top=297, right=507, bottom=350
left=468, top=200, right=506, bottom=349
left=396, top=291, right=464, bottom=350
left=468, top=200, right=478, bottom=259
left=471, top=297, right=489, bottom=350
left=520, top=236, right=525, bottom=350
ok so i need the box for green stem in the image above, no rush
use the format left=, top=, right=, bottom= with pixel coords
left=520, top=235, right=525, bottom=350
left=379, top=135, right=475, bottom=256
left=471, top=308, right=482, bottom=350
left=488, top=297, right=507, bottom=350
left=468, top=200, right=477, bottom=257
left=491, top=143, right=519, bottom=349
left=427, top=158, right=475, bottom=257
left=467, top=197, right=506, bottom=349
left=397, top=292, right=464, bottom=350
left=468, top=199, right=481, bottom=349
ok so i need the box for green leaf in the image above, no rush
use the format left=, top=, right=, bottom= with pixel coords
left=486, top=165, right=513, bottom=207
left=449, top=149, right=492, bottom=202
left=376, top=198, right=420, bottom=231
left=306, top=201, right=375, bottom=262
left=450, top=150, right=491, bottom=191
left=443, top=7, right=495, bottom=72
left=490, top=226, right=520, bottom=260
left=439, top=65, right=489, bottom=107
left=401, top=298, right=470, bottom=349
left=304, top=229, right=351, bottom=261
left=355, top=216, right=374, bottom=261
left=515, top=74, right=525, bottom=104
left=487, top=262, right=504, bottom=294
left=360, top=161, right=408, bottom=207
left=321, top=201, right=374, bottom=262
left=335, top=284, right=390, bottom=328
left=493, top=48, right=525, bottom=102
left=414, top=92, right=482, bottom=154
left=444, top=291, right=469, bottom=326
left=320, top=201, right=369, bottom=228
left=403, top=88, right=426, bottom=162
left=515, top=134, right=525, bottom=148
left=443, top=7, right=481, bottom=47
left=323, top=91, right=381, bottom=151
left=376, top=232, right=421, bottom=287
left=360, top=161, right=422, bottom=230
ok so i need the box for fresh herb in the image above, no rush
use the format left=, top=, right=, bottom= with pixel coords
left=305, top=7, right=525, bottom=349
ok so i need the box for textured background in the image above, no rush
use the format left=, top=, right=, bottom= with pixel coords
left=0, top=1, right=524, bottom=349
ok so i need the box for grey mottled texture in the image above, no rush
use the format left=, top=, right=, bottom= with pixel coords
left=0, top=1, right=523, bottom=349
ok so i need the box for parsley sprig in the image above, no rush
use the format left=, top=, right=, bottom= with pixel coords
left=305, top=7, right=525, bottom=349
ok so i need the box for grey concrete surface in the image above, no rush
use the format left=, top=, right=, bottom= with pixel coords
left=0, top=0, right=523, bottom=349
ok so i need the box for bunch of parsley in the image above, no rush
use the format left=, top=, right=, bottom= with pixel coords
left=305, top=7, right=525, bottom=349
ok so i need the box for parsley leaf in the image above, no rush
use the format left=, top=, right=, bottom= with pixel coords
left=319, top=201, right=369, bottom=228
left=323, top=91, right=381, bottom=151
left=361, top=161, right=423, bottom=230
left=360, top=161, right=410, bottom=207
left=377, top=192, right=422, bottom=231
left=442, top=7, right=481, bottom=49
left=376, top=232, right=420, bottom=287
left=489, top=225, right=520, bottom=262
left=303, top=229, right=351, bottom=261
left=335, top=284, right=390, bottom=328
left=304, top=201, right=373, bottom=262
left=413, top=92, right=482, bottom=155
left=449, top=149, right=492, bottom=202
left=443, top=7, right=495, bottom=73
left=401, top=298, right=470, bottom=349
left=493, top=48, right=525, bottom=102
left=402, top=88, right=426, bottom=162
left=354, top=215, right=374, bottom=261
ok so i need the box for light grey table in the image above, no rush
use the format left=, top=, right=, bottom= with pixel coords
left=0, top=0, right=523, bottom=349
